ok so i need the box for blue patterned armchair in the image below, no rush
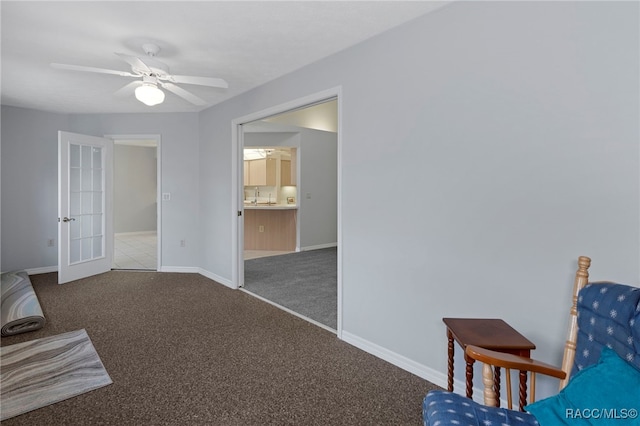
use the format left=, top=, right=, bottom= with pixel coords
left=423, top=257, right=640, bottom=426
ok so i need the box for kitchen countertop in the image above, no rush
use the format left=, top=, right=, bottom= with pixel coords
left=243, top=203, right=298, bottom=210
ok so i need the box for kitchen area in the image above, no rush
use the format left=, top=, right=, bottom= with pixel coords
left=242, top=114, right=338, bottom=262
left=243, top=147, right=298, bottom=256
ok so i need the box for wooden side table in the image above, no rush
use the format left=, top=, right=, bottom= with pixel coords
left=442, top=318, right=535, bottom=406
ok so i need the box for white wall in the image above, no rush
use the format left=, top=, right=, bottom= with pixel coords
left=198, top=1, right=639, bottom=397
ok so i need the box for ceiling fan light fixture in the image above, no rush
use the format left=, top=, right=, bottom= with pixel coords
left=135, top=83, right=165, bottom=106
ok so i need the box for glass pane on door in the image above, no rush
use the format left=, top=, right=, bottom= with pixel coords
left=68, top=143, right=105, bottom=264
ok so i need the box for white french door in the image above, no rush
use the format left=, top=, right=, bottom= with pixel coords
left=58, top=131, right=113, bottom=284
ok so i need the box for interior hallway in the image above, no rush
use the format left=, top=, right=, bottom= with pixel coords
left=113, top=232, right=157, bottom=270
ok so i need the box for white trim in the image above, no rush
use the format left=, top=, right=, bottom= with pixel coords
left=234, top=88, right=341, bottom=126
left=239, top=288, right=336, bottom=334
left=107, top=134, right=162, bottom=272
left=295, top=146, right=301, bottom=251
left=158, top=266, right=199, bottom=273
left=232, top=123, right=243, bottom=289
left=231, top=86, right=343, bottom=338
left=19, top=266, right=234, bottom=290
left=198, top=268, right=234, bottom=288
left=341, top=331, right=447, bottom=385
left=106, top=134, right=160, bottom=145
left=300, top=242, right=337, bottom=251
left=335, top=91, right=343, bottom=339
left=25, top=265, right=58, bottom=275
left=341, top=331, right=490, bottom=404
left=114, top=231, right=156, bottom=237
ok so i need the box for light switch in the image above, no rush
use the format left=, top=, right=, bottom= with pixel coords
left=162, top=193, right=171, bottom=201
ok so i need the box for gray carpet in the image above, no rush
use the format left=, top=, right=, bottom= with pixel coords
left=244, top=247, right=337, bottom=329
left=0, top=271, right=440, bottom=425
left=1, top=329, right=112, bottom=420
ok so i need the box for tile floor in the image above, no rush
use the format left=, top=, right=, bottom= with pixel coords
left=113, top=232, right=157, bottom=270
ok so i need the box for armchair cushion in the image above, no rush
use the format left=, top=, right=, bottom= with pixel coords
left=525, top=347, right=640, bottom=425
left=573, top=283, right=640, bottom=374
left=423, top=391, right=539, bottom=426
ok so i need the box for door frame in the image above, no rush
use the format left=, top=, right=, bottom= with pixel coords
left=230, top=86, right=343, bottom=337
left=105, top=134, right=162, bottom=271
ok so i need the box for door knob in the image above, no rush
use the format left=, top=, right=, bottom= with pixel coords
left=62, top=217, right=75, bottom=222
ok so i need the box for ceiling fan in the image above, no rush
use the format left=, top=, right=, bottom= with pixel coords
left=51, top=43, right=228, bottom=106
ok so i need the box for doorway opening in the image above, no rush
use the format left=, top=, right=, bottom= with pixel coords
left=110, top=135, right=161, bottom=271
left=233, top=89, right=341, bottom=335
left=243, top=146, right=298, bottom=260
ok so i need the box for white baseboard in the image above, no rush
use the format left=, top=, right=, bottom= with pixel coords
left=25, top=265, right=58, bottom=275
left=158, top=266, right=199, bottom=273
left=17, top=264, right=234, bottom=289
left=198, top=268, right=234, bottom=289
left=114, top=231, right=156, bottom=236
left=340, top=331, right=488, bottom=403
left=153, top=266, right=234, bottom=289
left=239, top=288, right=336, bottom=334
left=341, top=331, right=447, bottom=387
left=300, top=242, right=337, bottom=251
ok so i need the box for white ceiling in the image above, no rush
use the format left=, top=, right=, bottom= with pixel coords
left=1, top=1, right=449, bottom=115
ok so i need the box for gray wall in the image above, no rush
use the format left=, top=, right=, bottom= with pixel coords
left=1, top=106, right=69, bottom=271
left=114, top=145, right=157, bottom=233
left=1, top=109, right=200, bottom=270
left=198, top=1, right=639, bottom=397
left=68, top=113, right=200, bottom=268
left=297, top=128, right=337, bottom=250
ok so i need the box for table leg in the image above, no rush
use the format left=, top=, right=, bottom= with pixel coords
left=464, top=352, right=474, bottom=398
left=447, top=330, right=454, bottom=392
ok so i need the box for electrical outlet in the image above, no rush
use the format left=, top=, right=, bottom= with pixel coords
left=47, top=239, right=55, bottom=247
left=258, top=225, right=264, bottom=233
left=180, top=239, right=186, bottom=247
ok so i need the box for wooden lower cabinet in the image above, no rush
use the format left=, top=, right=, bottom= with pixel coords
left=244, top=209, right=296, bottom=251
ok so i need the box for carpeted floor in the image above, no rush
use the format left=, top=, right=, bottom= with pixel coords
left=244, top=247, right=337, bottom=329
left=0, top=271, right=440, bottom=425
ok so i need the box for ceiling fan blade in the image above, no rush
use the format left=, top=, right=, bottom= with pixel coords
left=169, top=75, right=228, bottom=89
left=51, top=63, right=136, bottom=77
left=159, top=82, right=207, bottom=106
left=114, top=52, right=151, bottom=73
left=114, top=81, right=143, bottom=98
